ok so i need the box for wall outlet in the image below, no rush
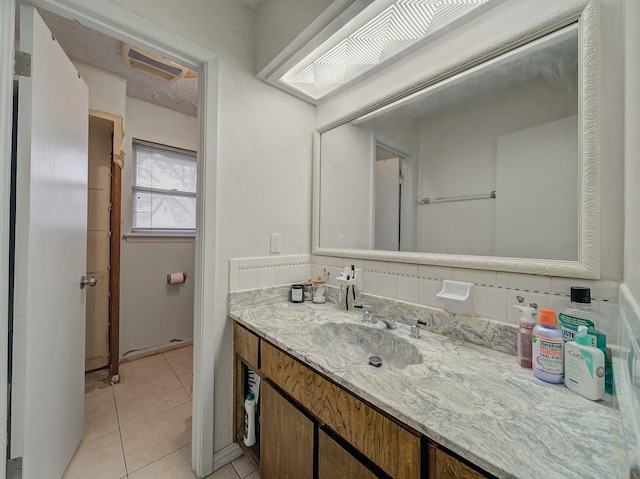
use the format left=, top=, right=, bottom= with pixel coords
left=270, top=233, right=281, bottom=254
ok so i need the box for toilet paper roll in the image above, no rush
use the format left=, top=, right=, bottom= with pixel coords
left=167, top=272, right=187, bottom=284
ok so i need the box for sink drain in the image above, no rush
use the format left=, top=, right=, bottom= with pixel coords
left=368, top=356, right=382, bottom=368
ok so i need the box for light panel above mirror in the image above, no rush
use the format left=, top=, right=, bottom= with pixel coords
left=274, top=0, right=504, bottom=103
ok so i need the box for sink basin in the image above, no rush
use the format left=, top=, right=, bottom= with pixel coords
left=309, top=322, right=423, bottom=370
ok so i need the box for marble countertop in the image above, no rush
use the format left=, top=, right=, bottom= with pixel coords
left=231, top=301, right=620, bottom=479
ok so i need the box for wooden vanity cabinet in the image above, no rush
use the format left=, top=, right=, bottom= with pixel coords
left=261, top=340, right=421, bottom=479
left=233, top=320, right=494, bottom=479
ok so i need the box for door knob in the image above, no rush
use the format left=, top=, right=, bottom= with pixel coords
left=80, top=275, right=97, bottom=289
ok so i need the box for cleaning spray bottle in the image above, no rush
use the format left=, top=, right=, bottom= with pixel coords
left=515, top=304, right=536, bottom=368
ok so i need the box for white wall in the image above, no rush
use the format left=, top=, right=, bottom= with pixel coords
left=109, top=0, right=316, bottom=454
left=120, top=98, right=198, bottom=356
left=495, top=116, right=578, bottom=260
left=624, top=0, right=640, bottom=300
left=75, top=62, right=126, bottom=118
left=320, top=123, right=373, bottom=249
left=254, top=0, right=333, bottom=74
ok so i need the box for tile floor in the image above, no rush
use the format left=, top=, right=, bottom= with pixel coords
left=63, top=345, right=258, bottom=479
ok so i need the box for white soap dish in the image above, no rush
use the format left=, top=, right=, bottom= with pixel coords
left=436, top=280, right=474, bottom=314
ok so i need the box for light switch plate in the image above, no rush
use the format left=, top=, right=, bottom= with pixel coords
left=270, top=233, right=281, bottom=254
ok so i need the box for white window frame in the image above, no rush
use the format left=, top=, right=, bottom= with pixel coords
left=131, top=138, right=197, bottom=236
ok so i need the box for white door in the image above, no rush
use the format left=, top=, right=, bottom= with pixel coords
left=11, top=5, right=89, bottom=478
left=374, top=158, right=401, bottom=251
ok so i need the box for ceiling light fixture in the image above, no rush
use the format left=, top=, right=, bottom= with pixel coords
left=277, top=0, right=497, bottom=102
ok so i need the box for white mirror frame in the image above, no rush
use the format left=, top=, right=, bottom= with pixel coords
left=312, top=0, right=600, bottom=279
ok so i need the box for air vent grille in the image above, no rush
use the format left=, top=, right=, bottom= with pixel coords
left=122, top=43, right=196, bottom=82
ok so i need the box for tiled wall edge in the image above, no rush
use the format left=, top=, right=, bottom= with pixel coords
left=616, top=283, right=640, bottom=476
left=229, top=254, right=311, bottom=269
left=229, top=255, right=311, bottom=292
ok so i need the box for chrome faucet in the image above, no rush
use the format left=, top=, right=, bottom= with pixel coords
left=372, top=316, right=397, bottom=329
left=356, top=305, right=396, bottom=329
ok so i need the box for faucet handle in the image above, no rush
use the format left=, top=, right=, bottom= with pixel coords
left=354, top=304, right=371, bottom=322
left=409, top=318, right=427, bottom=339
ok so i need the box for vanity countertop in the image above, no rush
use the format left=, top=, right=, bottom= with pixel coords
left=230, top=301, right=621, bottom=479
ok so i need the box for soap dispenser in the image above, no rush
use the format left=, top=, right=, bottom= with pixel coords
left=565, top=325, right=605, bottom=401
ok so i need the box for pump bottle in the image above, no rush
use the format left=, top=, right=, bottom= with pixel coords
left=565, top=326, right=605, bottom=400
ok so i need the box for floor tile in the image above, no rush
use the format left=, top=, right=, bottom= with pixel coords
left=179, top=372, right=193, bottom=398
left=128, top=444, right=195, bottom=479
left=83, top=394, right=119, bottom=444
left=205, top=464, right=240, bottom=479
left=85, top=383, right=114, bottom=405
left=231, top=455, right=255, bottom=478
left=116, top=377, right=191, bottom=428
left=245, top=471, right=260, bottom=479
left=62, top=430, right=126, bottom=479
left=113, top=354, right=176, bottom=397
left=121, top=401, right=192, bottom=473
left=164, top=345, right=193, bottom=376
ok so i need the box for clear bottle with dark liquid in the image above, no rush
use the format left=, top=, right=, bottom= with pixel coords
left=515, top=305, right=536, bottom=368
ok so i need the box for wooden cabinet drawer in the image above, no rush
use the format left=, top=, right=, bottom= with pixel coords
left=262, top=341, right=421, bottom=479
left=234, top=323, right=259, bottom=369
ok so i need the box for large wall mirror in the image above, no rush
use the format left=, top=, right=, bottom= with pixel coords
left=313, top=0, right=600, bottom=278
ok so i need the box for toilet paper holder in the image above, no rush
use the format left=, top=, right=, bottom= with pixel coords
left=167, top=272, right=188, bottom=284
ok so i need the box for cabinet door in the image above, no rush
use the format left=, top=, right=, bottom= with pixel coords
left=261, top=381, right=314, bottom=479
left=262, top=341, right=421, bottom=478
left=431, top=445, right=488, bottom=479
left=318, top=429, right=378, bottom=479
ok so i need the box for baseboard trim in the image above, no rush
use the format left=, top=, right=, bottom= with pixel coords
left=120, top=339, right=193, bottom=364
left=212, top=442, right=243, bottom=472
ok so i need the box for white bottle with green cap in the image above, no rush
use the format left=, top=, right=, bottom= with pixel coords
left=564, top=325, right=605, bottom=401
left=244, top=392, right=257, bottom=446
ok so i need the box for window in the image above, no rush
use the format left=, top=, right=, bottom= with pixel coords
left=132, top=139, right=197, bottom=234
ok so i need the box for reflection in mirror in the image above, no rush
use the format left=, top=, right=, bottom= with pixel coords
left=320, top=24, right=579, bottom=261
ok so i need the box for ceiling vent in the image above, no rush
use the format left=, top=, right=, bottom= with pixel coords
left=122, top=43, right=197, bottom=82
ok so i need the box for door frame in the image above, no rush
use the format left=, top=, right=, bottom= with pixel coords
left=0, top=2, right=16, bottom=477
left=372, top=134, right=417, bottom=253
left=0, top=1, right=220, bottom=477
left=88, top=109, right=123, bottom=377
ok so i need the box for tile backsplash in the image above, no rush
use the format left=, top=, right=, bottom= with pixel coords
left=228, top=254, right=620, bottom=344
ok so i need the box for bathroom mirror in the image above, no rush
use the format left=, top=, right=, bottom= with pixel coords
left=313, top=0, right=600, bottom=278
